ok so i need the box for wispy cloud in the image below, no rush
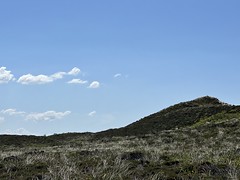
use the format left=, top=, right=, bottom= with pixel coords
left=68, top=67, right=81, bottom=76
left=89, top=81, right=100, bottom=89
left=67, top=79, right=88, bottom=84
left=114, top=73, right=122, bottom=78
left=26, top=111, right=71, bottom=121
left=1, top=109, right=26, bottom=116
left=17, top=74, right=54, bottom=84
left=114, top=73, right=129, bottom=79
left=17, top=67, right=81, bottom=85
left=1, top=67, right=101, bottom=88
left=51, top=72, right=67, bottom=80
left=0, top=67, right=14, bottom=83
left=88, top=111, right=96, bottom=117
left=4, top=128, right=31, bottom=135
left=1, top=108, right=71, bottom=122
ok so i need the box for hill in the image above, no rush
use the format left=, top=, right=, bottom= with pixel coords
left=1, top=96, right=240, bottom=179
left=96, top=96, right=240, bottom=137
left=0, top=96, right=239, bottom=144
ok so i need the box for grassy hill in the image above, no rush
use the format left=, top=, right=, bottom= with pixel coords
left=96, top=96, right=240, bottom=137
left=1, top=96, right=240, bottom=179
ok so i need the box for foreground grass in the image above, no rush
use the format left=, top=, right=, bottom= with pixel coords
left=1, top=116, right=240, bottom=179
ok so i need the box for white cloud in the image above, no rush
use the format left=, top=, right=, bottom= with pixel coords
left=89, top=81, right=100, bottom=89
left=17, top=74, right=54, bottom=84
left=17, top=67, right=81, bottom=85
left=4, top=128, right=31, bottom=135
left=114, top=73, right=122, bottom=78
left=0, top=108, right=71, bottom=123
left=0, top=67, right=14, bottom=83
left=1, top=109, right=26, bottom=116
left=51, top=72, right=67, bottom=80
left=0, top=67, right=103, bottom=87
left=0, top=117, right=5, bottom=124
left=68, top=67, right=81, bottom=76
left=67, top=79, right=88, bottom=84
left=26, top=111, right=71, bottom=121
left=88, top=111, right=96, bottom=117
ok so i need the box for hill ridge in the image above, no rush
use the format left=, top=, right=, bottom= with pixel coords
left=96, top=96, right=238, bottom=137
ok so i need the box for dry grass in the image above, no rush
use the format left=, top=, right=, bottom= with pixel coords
left=1, top=117, right=240, bottom=179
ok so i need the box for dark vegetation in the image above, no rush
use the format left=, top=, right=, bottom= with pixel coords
left=97, top=96, right=239, bottom=137
left=1, top=96, right=240, bottom=179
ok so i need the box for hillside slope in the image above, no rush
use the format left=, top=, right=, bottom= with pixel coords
left=1, top=96, right=240, bottom=179
left=97, top=96, right=240, bottom=137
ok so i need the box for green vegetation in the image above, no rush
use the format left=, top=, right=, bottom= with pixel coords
left=192, top=110, right=240, bottom=128
left=1, top=96, right=240, bottom=179
left=97, top=96, right=238, bottom=137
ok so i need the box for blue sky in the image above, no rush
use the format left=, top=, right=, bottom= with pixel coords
left=0, top=0, right=240, bottom=135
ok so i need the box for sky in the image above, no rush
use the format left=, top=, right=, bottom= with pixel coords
left=0, top=0, right=240, bottom=135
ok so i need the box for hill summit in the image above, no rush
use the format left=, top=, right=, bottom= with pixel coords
left=176, top=96, right=227, bottom=106
left=97, top=96, right=239, bottom=137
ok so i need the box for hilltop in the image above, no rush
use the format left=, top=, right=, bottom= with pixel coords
left=96, top=96, right=240, bottom=137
